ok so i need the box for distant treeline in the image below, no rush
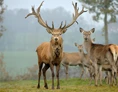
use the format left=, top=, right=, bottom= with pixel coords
left=0, top=7, right=118, bottom=52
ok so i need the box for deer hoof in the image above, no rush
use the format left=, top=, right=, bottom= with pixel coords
left=37, top=84, right=40, bottom=89
left=44, top=84, right=48, bottom=89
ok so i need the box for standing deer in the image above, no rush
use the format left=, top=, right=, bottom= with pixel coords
left=62, top=38, right=95, bottom=80
left=104, top=44, right=118, bottom=85
left=25, top=1, right=86, bottom=89
left=80, top=28, right=117, bottom=86
left=61, top=52, right=85, bottom=79
left=75, top=43, right=95, bottom=84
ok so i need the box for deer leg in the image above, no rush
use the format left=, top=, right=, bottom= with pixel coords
left=56, top=64, right=60, bottom=89
left=108, top=72, right=111, bottom=85
left=89, top=70, right=93, bottom=85
left=113, top=72, right=117, bottom=86
left=42, top=64, right=50, bottom=89
left=89, top=66, right=94, bottom=85
left=99, top=65, right=102, bottom=86
left=111, top=66, right=116, bottom=86
left=85, top=67, right=89, bottom=79
left=80, top=65, right=84, bottom=79
left=63, top=64, right=68, bottom=80
left=89, top=74, right=93, bottom=85
left=111, top=67, right=117, bottom=86
left=65, top=65, right=68, bottom=80
left=94, top=63, right=98, bottom=86
left=50, top=64, right=55, bottom=89
left=106, top=51, right=117, bottom=86
left=37, top=62, right=43, bottom=89
left=105, top=71, right=109, bottom=84
left=109, top=71, right=113, bottom=86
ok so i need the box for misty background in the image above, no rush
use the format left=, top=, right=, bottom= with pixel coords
left=0, top=0, right=118, bottom=80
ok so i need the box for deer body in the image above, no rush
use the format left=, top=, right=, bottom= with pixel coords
left=36, top=41, right=63, bottom=65
left=75, top=43, right=95, bottom=83
left=62, top=52, right=81, bottom=66
left=62, top=52, right=85, bottom=79
left=85, top=42, right=112, bottom=65
left=80, top=28, right=117, bottom=86
left=25, top=1, right=86, bottom=89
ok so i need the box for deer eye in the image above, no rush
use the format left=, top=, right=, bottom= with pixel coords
left=52, top=33, right=54, bottom=36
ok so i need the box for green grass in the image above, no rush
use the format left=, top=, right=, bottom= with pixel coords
left=0, top=78, right=118, bottom=92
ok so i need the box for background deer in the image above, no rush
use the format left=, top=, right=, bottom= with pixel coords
left=61, top=52, right=85, bottom=79
left=80, top=38, right=117, bottom=85
left=25, top=1, right=86, bottom=89
left=104, top=44, right=118, bottom=85
left=75, top=43, right=95, bottom=84
left=62, top=38, right=95, bottom=80
left=80, top=28, right=117, bottom=86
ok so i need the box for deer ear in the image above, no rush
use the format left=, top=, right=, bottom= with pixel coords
left=90, top=28, right=95, bottom=33
left=46, top=29, right=52, bottom=34
left=80, top=27, right=84, bottom=33
left=75, top=43, right=78, bottom=47
left=93, top=38, right=95, bottom=42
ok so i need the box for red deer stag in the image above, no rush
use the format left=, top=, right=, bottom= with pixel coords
left=25, top=1, right=86, bottom=89
left=80, top=28, right=117, bottom=86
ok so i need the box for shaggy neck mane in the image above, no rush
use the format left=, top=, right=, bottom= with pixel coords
left=50, top=39, right=63, bottom=58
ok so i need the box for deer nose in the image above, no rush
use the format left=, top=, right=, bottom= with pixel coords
left=85, top=38, right=87, bottom=41
left=55, top=38, right=58, bottom=41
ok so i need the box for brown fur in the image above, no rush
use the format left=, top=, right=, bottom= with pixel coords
left=75, top=43, right=95, bottom=84
left=80, top=28, right=117, bottom=86
left=61, top=52, right=85, bottom=79
left=36, top=41, right=63, bottom=65
left=25, top=1, right=86, bottom=89
left=36, top=37, right=63, bottom=89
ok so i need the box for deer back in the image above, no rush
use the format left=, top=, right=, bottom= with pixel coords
left=62, top=52, right=81, bottom=65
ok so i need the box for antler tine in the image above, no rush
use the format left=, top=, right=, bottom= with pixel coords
left=37, top=1, right=44, bottom=13
left=25, top=6, right=36, bottom=18
left=61, top=21, right=66, bottom=29
left=25, top=13, right=33, bottom=18
left=73, top=3, right=79, bottom=20
left=59, top=21, right=63, bottom=28
left=52, top=21, right=54, bottom=29
left=59, top=21, right=67, bottom=29
left=45, top=21, right=52, bottom=29
left=60, top=2, right=87, bottom=30
left=25, top=1, right=54, bottom=30
left=78, top=6, right=87, bottom=16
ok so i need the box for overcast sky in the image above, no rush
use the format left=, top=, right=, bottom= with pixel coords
left=4, top=0, right=80, bottom=12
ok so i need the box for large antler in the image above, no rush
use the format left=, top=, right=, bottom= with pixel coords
left=59, top=2, right=87, bottom=29
left=25, top=1, right=54, bottom=30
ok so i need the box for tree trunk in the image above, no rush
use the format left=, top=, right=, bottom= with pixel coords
left=104, top=13, right=108, bottom=45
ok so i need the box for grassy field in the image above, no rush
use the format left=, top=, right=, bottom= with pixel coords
left=0, top=78, right=118, bottom=92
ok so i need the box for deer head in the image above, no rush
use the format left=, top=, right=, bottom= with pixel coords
left=25, top=1, right=87, bottom=45
left=80, top=28, right=95, bottom=42
left=75, top=43, right=83, bottom=53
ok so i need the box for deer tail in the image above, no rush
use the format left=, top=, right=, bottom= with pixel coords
left=109, top=45, right=117, bottom=63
